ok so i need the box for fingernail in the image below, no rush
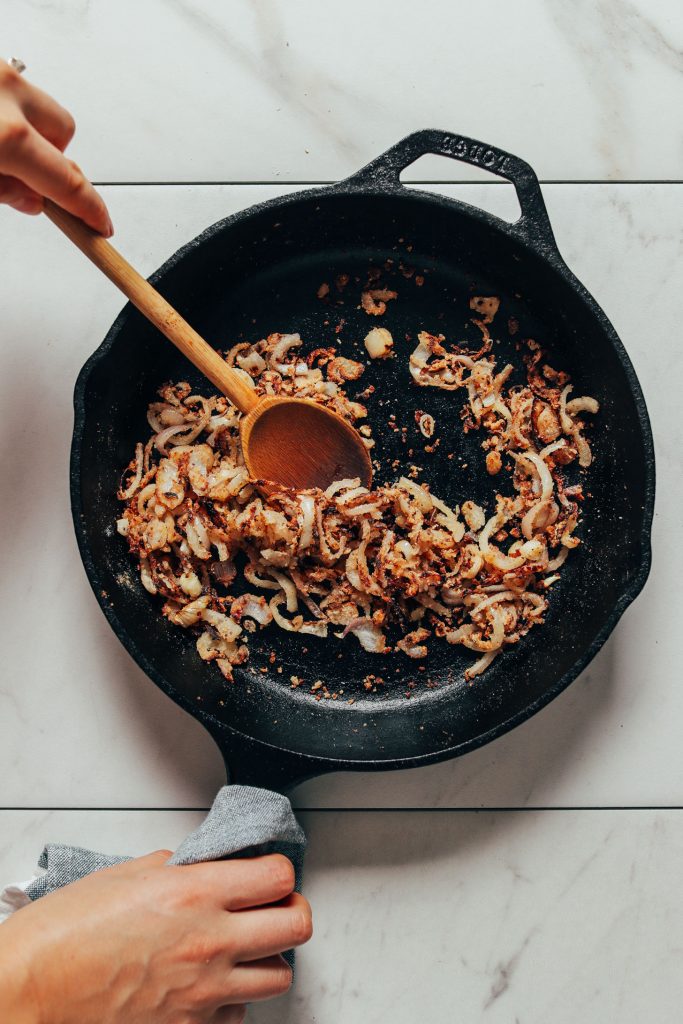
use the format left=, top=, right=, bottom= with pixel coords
left=105, top=216, right=114, bottom=237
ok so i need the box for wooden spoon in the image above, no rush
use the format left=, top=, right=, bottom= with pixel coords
left=44, top=201, right=372, bottom=491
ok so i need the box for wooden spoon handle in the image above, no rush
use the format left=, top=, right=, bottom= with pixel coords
left=43, top=200, right=259, bottom=414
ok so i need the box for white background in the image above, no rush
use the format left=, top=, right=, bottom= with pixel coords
left=1, top=2, right=682, bottom=1021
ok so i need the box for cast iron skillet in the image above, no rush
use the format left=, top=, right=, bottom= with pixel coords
left=71, top=130, right=655, bottom=793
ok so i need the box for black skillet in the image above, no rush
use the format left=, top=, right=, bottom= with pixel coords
left=71, top=130, right=655, bottom=794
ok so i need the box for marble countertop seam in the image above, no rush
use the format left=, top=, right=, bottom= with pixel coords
left=1, top=5, right=682, bottom=1016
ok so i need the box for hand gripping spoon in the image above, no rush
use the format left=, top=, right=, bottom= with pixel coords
left=44, top=200, right=373, bottom=491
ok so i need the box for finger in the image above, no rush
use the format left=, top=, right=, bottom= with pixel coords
left=2, top=121, right=112, bottom=235
left=15, top=77, right=76, bottom=151
left=0, top=173, right=43, bottom=213
left=182, top=854, right=296, bottom=910
left=228, top=954, right=293, bottom=1002
left=229, top=892, right=312, bottom=962
left=0, top=63, right=75, bottom=151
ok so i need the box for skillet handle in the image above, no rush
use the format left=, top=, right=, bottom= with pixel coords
left=204, top=721, right=326, bottom=796
left=344, top=128, right=557, bottom=253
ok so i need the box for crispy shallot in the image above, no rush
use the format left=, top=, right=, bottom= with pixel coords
left=117, top=325, right=598, bottom=684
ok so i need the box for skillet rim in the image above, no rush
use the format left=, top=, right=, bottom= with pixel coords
left=70, top=180, right=656, bottom=773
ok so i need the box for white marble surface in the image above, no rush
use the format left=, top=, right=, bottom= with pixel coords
left=0, top=182, right=680, bottom=808
left=3, top=0, right=683, bottom=183
left=1, top=8, right=682, bottom=1020
left=1, top=808, right=681, bottom=1023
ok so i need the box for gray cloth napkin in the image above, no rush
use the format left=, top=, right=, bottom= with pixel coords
left=24, top=786, right=306, bottom=968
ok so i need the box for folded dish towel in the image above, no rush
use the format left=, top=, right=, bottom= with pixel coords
left=0, top=786, right=306, bottom=967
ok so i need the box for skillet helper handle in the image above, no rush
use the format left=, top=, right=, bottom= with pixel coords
left=43, top=200, right=259, bottom=414
left=345, top=128, right=557, bottom=253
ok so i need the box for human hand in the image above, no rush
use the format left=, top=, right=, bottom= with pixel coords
left=0, top=60, right=112, bottom=234
left=0, top=849, right=311, bottom=1024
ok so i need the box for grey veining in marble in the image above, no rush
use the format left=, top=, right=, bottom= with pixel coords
left=546, top=0, right=683, bottom=179
left=1, top=809, right=681, bottom=1023
left=0, top=6, right=680, bottom=1021
left=3, top=0, right=682, bottom=182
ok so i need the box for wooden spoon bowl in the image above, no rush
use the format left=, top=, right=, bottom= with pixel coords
left=242, top=395, right=372, bottom=490
left=44, top=200, right=372, bottom=491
